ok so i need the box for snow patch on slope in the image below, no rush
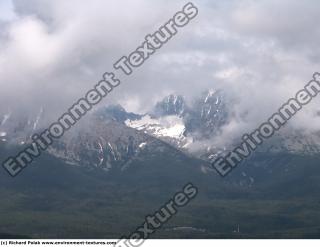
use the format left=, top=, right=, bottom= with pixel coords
left=126, top=115, right=185, bottom=139
left=125, top=115, right=192, bottom=148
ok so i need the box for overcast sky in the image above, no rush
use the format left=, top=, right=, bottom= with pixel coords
left=1, top=0, right=320, bottom=141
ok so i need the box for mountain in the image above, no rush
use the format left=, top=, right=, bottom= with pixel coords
left=184, top=90, right=228, bottom=138
left=2, top=90, right=320, bottom=238
left=0, top=107, right=45, bottom=145
left=154, top=94, right=186, bottom=117
left=47, top=116, right=176, bottom=172
left=1, top=90, right=320, bottom=176
left=124, top=90, right=229, bottom=151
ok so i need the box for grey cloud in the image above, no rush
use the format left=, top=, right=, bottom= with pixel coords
left=0, top=0, right=319, bottom=141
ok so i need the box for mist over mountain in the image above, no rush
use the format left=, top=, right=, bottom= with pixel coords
left=2, top=89, right=319, bottom=179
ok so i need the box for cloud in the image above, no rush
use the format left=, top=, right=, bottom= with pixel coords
left=0, top=0, right=319, bottom=142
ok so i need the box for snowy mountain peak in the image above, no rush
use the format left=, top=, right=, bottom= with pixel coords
left=154, top=94, right=186, bottom=117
